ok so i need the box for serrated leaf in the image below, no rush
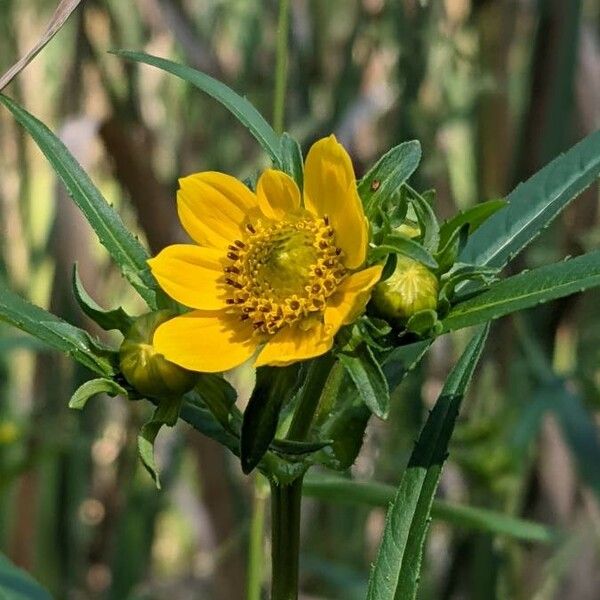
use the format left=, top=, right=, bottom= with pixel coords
left=240, top=366, right=300, bottom=474
left=0, top=94, right=157, bottom=307
left=0, top=276, right=116, bottom=377
left=443, top=251, right=600, bottom=332
left=114, top=50, right=282, bottom=166
left=280, top=132, right=304, bottom=190
left=367, top=325, right=489, bottom=600
left=0, top=552, right=53, bottom=600
left=69, top=378, right=127, bottom=410
left=370, top=234, right=438, bottom=269
left=438, top=199, right=506, bottom=250
left=460, top=130, right=600, bottom=268
left=338, top=344, right=390, bottom=419
left=358, top=141, right=421, bottom=215
left=72, top=264, right=133, bottom=333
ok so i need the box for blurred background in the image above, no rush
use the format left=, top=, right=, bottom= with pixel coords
left=1, top=0, right=600, bottom=598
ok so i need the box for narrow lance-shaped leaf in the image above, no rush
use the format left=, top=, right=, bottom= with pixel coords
left=367, top=325, right=489, bottom=600
left=338, top=344, right=390, bottom=419
left=443, top=250, right=600, bottom=332
left=460, top=129, right=600, bottom=268
left=438, top=199, right=506, bottom=250
left=114, top=50, right=282, bottom=166
left=0, top=276, right=116, bottom=377
left=303, top=474, right=557, bottom=544
left=241, top=366, right=301, bottom=474
left=358, top=140, right=421, bottom=215
left=72, top=263, right=133, bottom=333
left=0, top=94, right=157, bottom=307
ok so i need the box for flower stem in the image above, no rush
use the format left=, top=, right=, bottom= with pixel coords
left=273, top=0, right=290, bottom=135
left=270, top=477, right=303, bottom=600
left=247, top=474, right=269, bottom=600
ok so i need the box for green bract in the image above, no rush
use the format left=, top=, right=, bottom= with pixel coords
left=119, top=311, right=199, bottom=400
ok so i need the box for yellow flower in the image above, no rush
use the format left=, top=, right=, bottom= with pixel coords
left=148, top=135, right=382, bottom=372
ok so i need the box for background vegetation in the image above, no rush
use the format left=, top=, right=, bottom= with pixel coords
left=1, top=0, right=599, bottom=598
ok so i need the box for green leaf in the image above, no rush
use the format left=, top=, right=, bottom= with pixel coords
left=179, top=392, right=240, bottom=457
left=303, top=474, right=557, bottom=544
left=195, top=373, right=240, bottom=435
left=0, top=552, right=53, bottom=600
left=0, top=94, right=157, bottom=307
left=435, top=224, right=468, bottom=274
left=270, top=438, right=332, bottom=456
left=382, top=340, right=432, bottom=391
left=407, top=186, right=440, bottom=253
left=406, top=309, right=440, bottom=337
left=280, top=132, right=304, bottom=190
left=138, top=397, right=183, bottom=488
left=460, top=130, right=600, bottom=268
left=358, top=141, right=421, bottom=215
left=114, top=50, right=282, bottom=166
left=69, top=378, right=127, bottom=409
left=338, top=344, right=390, bottom=419
left=72, top=264, right=133, bottom=333
left=367, top=325, right=489, bottom=600
left=0, top=276, right=116, bottom=377
left=443, top=251, right=600, bottom=332
left=438, top=199, right=506, bottom=250
left=240, top=366, right=300, bottom=474
left=370, top=234, right=438, bottom=269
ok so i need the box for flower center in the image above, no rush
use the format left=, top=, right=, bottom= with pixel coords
left=223, top=215, right=346, bottom=335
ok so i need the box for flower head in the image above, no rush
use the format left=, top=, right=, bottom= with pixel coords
left=148, top=135, right=382, bottom=372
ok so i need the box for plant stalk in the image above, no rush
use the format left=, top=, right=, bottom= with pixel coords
left=273, top=0, right=290, bottom=135
left=270, top=477, right=303, bottom=600
left=247, top=474, right=269, bottom=600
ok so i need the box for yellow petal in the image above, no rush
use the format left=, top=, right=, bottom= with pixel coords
left=254, top=322, right=333, bottom=367
left=177, top=172, right=257, bottom=248
left=325, top=265, right=383, bottom=331
left=153, top=310, right=259, bottom=373
left=257, top=169, right=301, bottom=220
left=147, top=244, right=228, bottom=310
left=304, top=135, right=368, bottom=269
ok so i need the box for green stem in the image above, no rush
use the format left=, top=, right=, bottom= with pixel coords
left=247, top=474, right=269, bottom=600
left=273, top=0, right=290, bottom=135
left=287, top=353, right=335, bottom=441
left=270, top=477, right=303, bottom=600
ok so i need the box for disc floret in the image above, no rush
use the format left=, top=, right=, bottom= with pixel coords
left=223, top=214, right=347, bottom=335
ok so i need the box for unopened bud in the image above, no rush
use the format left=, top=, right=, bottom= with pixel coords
left=119, top=311, right=198, bottom=399
left=372, top=256, right=438, bottom=321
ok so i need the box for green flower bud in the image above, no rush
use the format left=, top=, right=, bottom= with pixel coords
left=372, top=256, right=439, bottom=322
left=119, top=311, right=198, bottom=399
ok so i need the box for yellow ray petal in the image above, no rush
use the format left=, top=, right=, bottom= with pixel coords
left=254, top=321, right=333, bottom=367
left=325, top=265, right=383, bottom=331
left=177, top=172, right=257, bottom=248
left=304, top=135, right=368, bottom=269
left=148, top=244, right=228, bottom=310
left=257, top=169, right=301, bottom=220
left=153, top=310, right=259, bottom=373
